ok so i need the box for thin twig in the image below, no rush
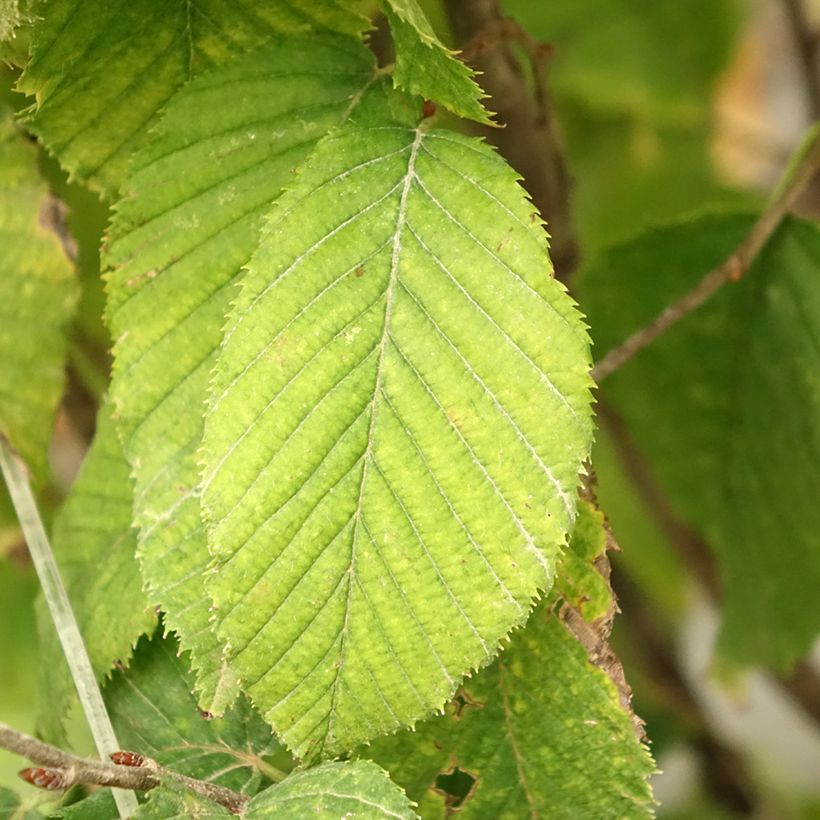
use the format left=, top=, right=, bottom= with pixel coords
left=592, top=126, right=820, bottom=383
left=0, top=722, right=250, bottom=815
left=780, top=0, right=820, bottom=118
left=442, top=0, right=579, bottom=281
left=0, top=438, right=138, bottom=819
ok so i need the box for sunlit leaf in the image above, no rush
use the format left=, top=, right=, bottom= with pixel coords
left=380, top=0, right=490, bottom=124
left=17, top=0, right=368, bottom=193
left=201, top=115, right=593, bottom=758
left=104, top=35, right=381, bottom=711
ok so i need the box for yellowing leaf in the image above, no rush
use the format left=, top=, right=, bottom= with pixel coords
left=201, top=121, right=593, bottom=759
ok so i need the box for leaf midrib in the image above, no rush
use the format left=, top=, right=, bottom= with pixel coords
left=321, top=126, right=425, bottom=753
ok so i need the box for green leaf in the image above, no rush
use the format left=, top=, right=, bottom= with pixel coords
left=580, top=213, right=820, bottom=669
left=368, top=499, right=655, bottom=818
left=17, top=0, right=368, bottom=194
left=0, top=110, right=76, bottom=477
left=201, top=120, right=594, bottom=759
left=52, top=791, right=117, bottom=820
left=0, top=786, right=43, bottom=819
left=104, top=633, right=290, bottom=793
left=104, top=35, right=380, bottom=711
left=132, top=787, right=232, bottom=820
left=380, top=0, right=491, bottom=124
left=247, top=761, right=416, bottom=819
left=36, top=403, right=156, bottom=744
left=554, top=496, right=611, bottom=621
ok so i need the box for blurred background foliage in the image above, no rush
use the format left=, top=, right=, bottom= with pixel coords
left=2, top=0, right=819, bottom=816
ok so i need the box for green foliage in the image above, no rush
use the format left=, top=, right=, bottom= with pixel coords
left=245, top=761, right=417, bottom=818
left=581, top=213, right=820, bottom=669
left=104, top=34, right=381, bottom=712
left=380, top=0, right=491, bottom=123
left=368, top=499, right=655, bottom=817
left=36, top=405, right=155, bottom=744
left=0, top=110, right=75, bottom=478
left=104, top=633, right=288, bottom=794
left=5, top=1, right=819, bottom=816
left=201, top=113, right=593, bottom=759
left=0, top=785, right=42, bottom=819
left=17, top=0, right=368, bottom=194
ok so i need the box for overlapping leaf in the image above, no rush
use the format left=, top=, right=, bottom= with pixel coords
left=247, top=761, right=416, bottom=819
left=104, top=35, right=381, bottom=712
left=368, top=500, right=655, bottom=818
left=380, top=0, right=490, bottom=124
left=128, top=761, right=416, bottom=819
left=36, top=404, right=155, bottom=744
left=581, top=213, right=820, bottom=669
left=201, top=118, right=593, bottom=758
left=104, top=633, right=287, bottom=795
left=0, top=110, right=76, bottom=478
left=17, top=0, right=368, bottom=194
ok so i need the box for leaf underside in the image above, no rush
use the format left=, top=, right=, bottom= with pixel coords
left=0, top=111, right=75, bottom=478
left=201, top=120, right=593, bottom=759
left=104, top=35, right=380, bottom=712
left=17, top=0, right=368, bottom=193
left=581, top=213, right=820, bottom=669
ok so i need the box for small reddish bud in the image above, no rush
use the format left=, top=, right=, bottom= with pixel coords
left=19, top=767, right=67, bottom=790
left=198, top=708, right=214, bottom=720
left=110, top=750, right=145, bottom=767
left=422, top=99, right=437, bottom=119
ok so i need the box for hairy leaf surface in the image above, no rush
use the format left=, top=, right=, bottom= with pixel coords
left=17, top=0, right=367, bottom=194
left=0, top=111, right=75, bottom=477
left=247, top=761, right=416, bottom=819
left=36, top=404, right=156, bottom=744
left=381, top=0, right=490, bottom=124
left=104, top=36, right=380, bottom=711
left=368, top=500, right=655, bottom=817
left=581, top=213, right=820, bottom=669
left=201, top=121, right=593, bottom=758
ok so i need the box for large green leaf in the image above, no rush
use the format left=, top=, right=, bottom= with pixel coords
left=104, top=633, right=289, bottom=794
left=247, top=761, right=416, bottom=819
left=104, top=35, right=381, bottom=711
left=0, top=110, right=76, bottom=477
left=380, top=0, right=490, bottom=124
left=368, top=499, right=654, bottom=817
left=201, top=117, right=594, bottom=758
left=581, top=213, right=820, bottom=669
left=17, top=0, right=367, bottom=194
left=129, top=761, right=416, bottom=819
left=36, top=404, right=156, bottom=744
